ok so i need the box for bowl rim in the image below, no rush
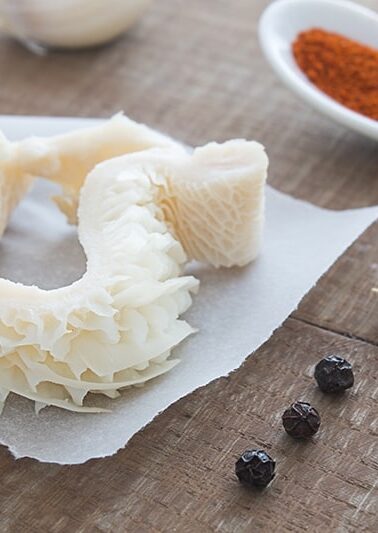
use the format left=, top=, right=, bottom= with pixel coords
left=258, top=0, right=378, bottom=140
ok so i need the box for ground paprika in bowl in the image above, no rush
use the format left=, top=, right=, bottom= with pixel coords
left=292, top=28, right=378, bottom=121
left=258, top=0, right=378, bottom=139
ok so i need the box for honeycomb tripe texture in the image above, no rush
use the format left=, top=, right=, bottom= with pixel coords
left=0, top=133, right=268, bottom=412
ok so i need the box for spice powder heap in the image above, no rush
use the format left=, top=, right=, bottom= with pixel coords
left=293, top=28, right=378, bottom=121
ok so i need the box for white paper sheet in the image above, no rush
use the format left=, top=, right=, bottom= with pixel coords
left=0, top=116, right=376, bottom=464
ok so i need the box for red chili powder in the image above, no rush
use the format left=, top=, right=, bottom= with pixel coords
left=292, top=28, right=378, bottom=121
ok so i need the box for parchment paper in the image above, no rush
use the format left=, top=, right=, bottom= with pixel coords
left=0, top=116, right=377, bottom=464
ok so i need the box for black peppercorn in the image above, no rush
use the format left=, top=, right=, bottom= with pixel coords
left=282, top=401, right=320, bottom=439
left=235, top=449, right=275, bottom=488
left=314, top=355, right=354, bottom=393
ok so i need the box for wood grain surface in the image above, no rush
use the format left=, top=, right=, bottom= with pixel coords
left=0, top=1, right=377, bottom=532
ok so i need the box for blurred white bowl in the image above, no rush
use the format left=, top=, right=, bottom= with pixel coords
left=258, top=0, right=378, bottom=140
left=0, top=0, right=153, bottom=49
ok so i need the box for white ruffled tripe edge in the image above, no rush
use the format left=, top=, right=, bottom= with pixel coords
left=0, top=115, right=268, bottom=413
left=0, top=116, right=376, bottom=463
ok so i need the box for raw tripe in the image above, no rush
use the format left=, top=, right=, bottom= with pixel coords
left=0, top=113, right=180, bottom=236
left=0, top=118, right=268, bottom=413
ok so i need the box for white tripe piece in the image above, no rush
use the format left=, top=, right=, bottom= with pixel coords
left=0, top=131, right=33, bottom=240
left=156, top=140, right=268, bottom=267
left=0, top=113, right=182, bottom=235
left=0, top=121, right=268, bottom=412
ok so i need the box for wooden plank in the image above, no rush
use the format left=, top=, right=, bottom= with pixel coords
left=294, top=222, right=378, bottom=345
left=0, top=319, right=377, bottom=532
left=0, top=1, right=377, bottom=211
left=0, top=1, right=376, bottom=348
left=0, top=1, right=377, bottom=531
left=0, top=1, right=377, bottom=202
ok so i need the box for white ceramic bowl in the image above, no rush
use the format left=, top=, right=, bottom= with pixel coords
left=0, top=0, right=153, bottom=49
left=258, top=0, right=378, bottom=140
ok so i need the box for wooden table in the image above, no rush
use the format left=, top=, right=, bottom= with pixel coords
left=0, top=1, right=377, bottom=531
